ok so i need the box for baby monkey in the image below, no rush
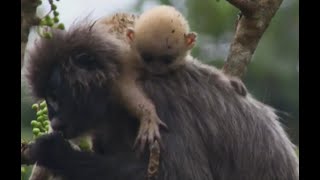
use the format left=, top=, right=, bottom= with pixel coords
left=95, top=6, right=196, bottom=152
left=96, top=5, right=247, bottom=152
left=96, top=12, right=169, bottom=152
left=127, top=5, right=197, bottom=74
left=126, top=5, right=247, bottom=96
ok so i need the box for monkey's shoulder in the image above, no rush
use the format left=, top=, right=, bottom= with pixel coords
left=184, top=59, right=248, bottom=96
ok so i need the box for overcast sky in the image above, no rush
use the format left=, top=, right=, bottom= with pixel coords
left=38, top=0, right=160, bottom=28
left=24, top=0, right=160, bottom=58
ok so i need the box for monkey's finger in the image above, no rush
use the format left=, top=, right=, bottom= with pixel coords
left=155, top=136, right=165, bottom=151
left=147, top=131, right=157, bottom=146
left=133, top=138, right=139, bottom=150
left=139, top=135, right=147, bottom=153
left=133, top=135, right=143, bottom=150
left=159, top=121, right=169, bottom=131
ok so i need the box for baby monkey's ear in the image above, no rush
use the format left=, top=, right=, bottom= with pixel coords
left=184, top=32, right=197, bottom=49
left=126, top=28, right=135, bottom=42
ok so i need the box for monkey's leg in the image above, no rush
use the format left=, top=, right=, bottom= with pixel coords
left=117, top=78, right=168, bottom=152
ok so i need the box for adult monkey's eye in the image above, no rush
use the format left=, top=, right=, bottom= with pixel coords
left=74, top=53, right=97, bottom=69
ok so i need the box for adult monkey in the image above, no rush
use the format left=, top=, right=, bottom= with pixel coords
left=22, top=16, right=298, bottom=180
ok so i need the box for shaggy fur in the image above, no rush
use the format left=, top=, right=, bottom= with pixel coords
left=24, top=21, right=299, bottom=180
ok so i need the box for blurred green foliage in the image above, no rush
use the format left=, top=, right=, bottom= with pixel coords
left=21, top=0, right=299, bottom=149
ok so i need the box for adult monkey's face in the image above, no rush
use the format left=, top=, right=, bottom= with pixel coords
left=25, top=23, right=123, bottom=139
left=44, top=64, right=111, bottom=139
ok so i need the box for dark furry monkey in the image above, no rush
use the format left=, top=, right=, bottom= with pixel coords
left=24, top=23, right=298, bottom=180
left=24, top=6, right=298, bottom=180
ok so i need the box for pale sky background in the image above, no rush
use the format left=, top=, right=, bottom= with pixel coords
left=38, top=0, right=157, bottom=28
left=24, top=0, right=159, bottom=56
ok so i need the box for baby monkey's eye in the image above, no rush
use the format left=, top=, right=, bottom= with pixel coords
left=141, top=52, right=153, bottom=63
left=161, top=55, right=174, bottom=65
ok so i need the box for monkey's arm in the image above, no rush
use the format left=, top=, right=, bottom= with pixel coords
left=28, top=132, right=146, bottom=180
left=116, top=76, right=167, bottom=152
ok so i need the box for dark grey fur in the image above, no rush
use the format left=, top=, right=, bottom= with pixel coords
left=24, top=21, right=299, bottom=180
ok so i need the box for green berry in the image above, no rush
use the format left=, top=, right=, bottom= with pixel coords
left=37, top=115, right=45, bottom=122
left=43, top=32, right=53, bottom=39
left=38, top=132, right=45, bottom=136
left=32, top=104, right=39, bottom=111
left=49, top=0, right=53, bottom=3
left=33, top=128, right=40, bottom=135
left=47, top=20, right=54, bottom=27
left=36, top=122, right=42, bottom=128
left=36, top=110, right=43, bottom=116
left=40, top=19, right=47, bottom=26
left=36, top=111, right=42, bottom=116
left=21, top=166, right=26, bottom=173
left=43, top=120, right=50, bottom=126
left=45, top=15, right=50, bottom=21
left=53, top=11, right=59, bottom=17
left=42, top=107, right=48, bottom=114
left=45, top=125, right=50, bottom=131
left=57, top=23, right=65, bottom=30
left=51, top=4, right=57, bottom=10
left=40, top=101, right=47, bottom=109
left=53, top=17, right=59, bottom=23
left=78, top=139, right=91, bottom=151
left=31, top=120, right=38, bottom=127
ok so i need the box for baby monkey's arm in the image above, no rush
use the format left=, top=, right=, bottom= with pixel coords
left=116, top=75, right=168, bottom=152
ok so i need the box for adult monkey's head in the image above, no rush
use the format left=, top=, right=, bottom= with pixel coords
left=24, top=22, right=124, bottom=139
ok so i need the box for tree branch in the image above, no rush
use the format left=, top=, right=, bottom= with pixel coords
left=226, top=0, right=258, bottom=16
left=21, top=0, right=41, bottom=69
left=222, top=0, right=283, bottom=78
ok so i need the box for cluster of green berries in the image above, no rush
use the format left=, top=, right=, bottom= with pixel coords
left=38, top=0, right=65, bottom=39
left=21, top=101, right=50, bottom=179
left=31, top=100, right=50, bottom=138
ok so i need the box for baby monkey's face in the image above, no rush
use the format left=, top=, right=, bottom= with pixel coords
left=126, top=27, right=197, bottom=75
left=138, top=50, right=179, bottom=75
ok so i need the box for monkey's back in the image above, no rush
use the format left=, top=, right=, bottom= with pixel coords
left=142, top=62, right=299, bottom=180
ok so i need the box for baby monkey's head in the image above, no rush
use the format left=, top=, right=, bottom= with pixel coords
left=127, top=5, right=197, bottom=74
